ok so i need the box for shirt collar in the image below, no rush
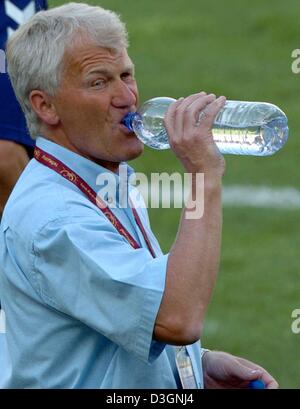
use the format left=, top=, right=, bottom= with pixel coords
left=35, top=137, right=135, bottom=194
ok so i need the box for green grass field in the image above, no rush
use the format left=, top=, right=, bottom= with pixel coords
left=50, top=0, right=300, bottom=388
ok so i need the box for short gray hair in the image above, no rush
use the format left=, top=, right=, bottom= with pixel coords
left=6, top=2, right=129, bottom=138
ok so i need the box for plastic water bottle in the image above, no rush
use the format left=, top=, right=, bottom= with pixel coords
left=122, top=97, right=289, bottom=156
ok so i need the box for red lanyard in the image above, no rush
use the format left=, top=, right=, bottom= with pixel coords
left=34, top=147, right=156, bottom=258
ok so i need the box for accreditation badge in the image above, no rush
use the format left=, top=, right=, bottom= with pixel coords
left=175, top=346, right=198, bottom=389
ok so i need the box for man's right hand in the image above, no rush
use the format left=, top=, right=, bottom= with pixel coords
left=164, top=92, right=226, bottom=178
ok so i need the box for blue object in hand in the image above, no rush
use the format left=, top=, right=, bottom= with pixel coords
left=249, top=379, right=265, bottom=389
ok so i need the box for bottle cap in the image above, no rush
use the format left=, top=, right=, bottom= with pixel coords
left=248, top=379, right=265, bottom=389
left=121, top=112, right=136, bottom=132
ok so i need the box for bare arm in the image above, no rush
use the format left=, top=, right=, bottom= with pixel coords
left=154, top=92, right=226, bottom=345
left=0, top=140, right=30, bottom=215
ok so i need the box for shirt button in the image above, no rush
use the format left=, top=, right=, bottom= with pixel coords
left=107, top=197, right=113, bottom=204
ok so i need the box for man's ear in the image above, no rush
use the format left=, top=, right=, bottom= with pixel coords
left=29, top=90, right=60, bottom=126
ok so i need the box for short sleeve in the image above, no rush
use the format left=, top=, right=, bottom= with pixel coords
left=30, top=216, right=168, bottom=363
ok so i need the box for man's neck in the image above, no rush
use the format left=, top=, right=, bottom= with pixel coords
left=42, top=135, right=120, bottom=174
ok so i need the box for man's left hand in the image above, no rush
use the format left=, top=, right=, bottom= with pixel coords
left=202, top=351, right=279, bottom=389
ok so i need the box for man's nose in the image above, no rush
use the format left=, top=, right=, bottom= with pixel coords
left=112, top=80, right=136, bottom=108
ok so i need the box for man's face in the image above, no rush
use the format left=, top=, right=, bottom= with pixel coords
left=52, top=39, right=144, bottom=170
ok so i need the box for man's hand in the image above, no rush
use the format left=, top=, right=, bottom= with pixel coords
left=202, top=350, right=279, bottom=389
left=164, top=92, right=226, bottom=177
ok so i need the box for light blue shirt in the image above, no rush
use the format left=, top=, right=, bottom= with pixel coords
left=0, top=137, right=203, bottom=388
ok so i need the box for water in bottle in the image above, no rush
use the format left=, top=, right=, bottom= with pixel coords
left=121, top=97, right=289, bottom=156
